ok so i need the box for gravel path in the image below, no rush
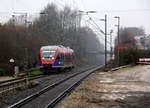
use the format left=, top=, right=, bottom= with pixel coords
left=58, top=65, right=150, bottom=108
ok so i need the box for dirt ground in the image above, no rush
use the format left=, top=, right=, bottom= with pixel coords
left=0, top=76, right=13, bottom=81
left=58, top=65, right=150, bottom=108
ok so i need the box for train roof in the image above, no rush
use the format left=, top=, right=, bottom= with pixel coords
left=41, top=45, right=73, bottom=51
left=41, top=45, right=58, bottom=49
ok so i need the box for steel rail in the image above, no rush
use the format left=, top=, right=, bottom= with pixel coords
left=0, top=85, right=24, bottom=94
left=0, top=75, right=46, bottom=95
left=9, top=65, right=103, bottom=108
left=0, top=77, right=22, bottom=84
left=0, top=68, right=43, bottom=85
left=0, top=75, right=44, bottom=88
left=45, top=66, right=102, bottom=108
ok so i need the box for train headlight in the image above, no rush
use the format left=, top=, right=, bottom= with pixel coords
left=52, top=57, right=54, bottom=60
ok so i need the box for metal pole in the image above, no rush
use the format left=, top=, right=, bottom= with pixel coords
left=24, top=13, right=28, bottom=71
left=114, top=16, right=120, bottom=66
left=25, top=48, right=29, bottom=86
left=24, top=13, right=29, bottom=86
left=105, top=15, right=107, bottom=67
left=118, top=17, right=120, bottom=46
left=144, top=35, right=146, bottom=50
left=110, top=30, right=113, bottom=59
left=117, top=17, right=120, bottom=66
left=12, top=15, right=15, bottom=24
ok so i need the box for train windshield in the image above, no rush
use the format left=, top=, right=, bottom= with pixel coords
left=42, top=50, right=56, bottom=57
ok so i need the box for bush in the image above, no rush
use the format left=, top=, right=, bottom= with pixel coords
left=136, top=50, right=150, bottom=58
left=0, top=68, right=7, bottom=76
left=0, top=63, right=13, bottom=76
left=115, top=49, right=150, bottom=66
left=115, top=49, right=137, bottom=66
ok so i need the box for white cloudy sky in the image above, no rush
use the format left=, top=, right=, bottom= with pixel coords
left=0, top=0, right=150, bottom=36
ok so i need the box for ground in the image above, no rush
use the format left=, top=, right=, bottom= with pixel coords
left=0, top=76, right=13, bottom=81
left=58, top=65, right=150, bottom=108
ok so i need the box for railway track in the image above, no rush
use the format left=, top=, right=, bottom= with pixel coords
left=0, top=74, right=45, bottom=95
left=0, top=67, right=42, bottom=85
left=9, top=65, right=103, bottom=108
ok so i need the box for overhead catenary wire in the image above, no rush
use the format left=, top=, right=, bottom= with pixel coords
left=84, top=18, right=109, bottom=44
left=87, top=15, right=105, bottom=35
left=84, top=15, right=111, bottom=45
left=97, top=9, right=150, bottom=13
left=53, top=0, right=66, bottom=9
left=1, top=8, right=150, bottom=15
left=83, top=20, right=104, bottom=43
left=83, top=18, right=111, bottom=46
left=85, top=25, right=111, bottom=48
left=70, top=0, right=111, bottom=47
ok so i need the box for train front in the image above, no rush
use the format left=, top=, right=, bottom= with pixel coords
left=39, top=46, right=58, bottom=71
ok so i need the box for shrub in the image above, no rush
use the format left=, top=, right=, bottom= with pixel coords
left=0, top=68, right=7, bottom=76
left=115, top=49, right=150, bottom=66
left=0, top=63, right=13, bottom=76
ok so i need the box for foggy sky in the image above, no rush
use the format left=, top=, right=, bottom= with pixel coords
left=0, top=0, right=149, bottom=35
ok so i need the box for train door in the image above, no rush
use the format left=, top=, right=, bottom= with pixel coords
left=54, top=51, right=63, bottom=67
left=60, top=51, right=65, bottom=67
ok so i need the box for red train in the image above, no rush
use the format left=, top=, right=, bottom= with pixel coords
left=39, top=45, right=75, bottom=73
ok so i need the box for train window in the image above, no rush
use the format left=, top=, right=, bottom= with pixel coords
left=42, top=51, right=55, bottom=58
left=64, top=53, right=67, bottom=61
left=65, top=53, right=68, bottom=61
left=70, top=53, right=72, bottom=60
left=65, top=53, right=74, bottom=61
left=66, top=53, right=71, bottom=61
left=66, top=54, right=69, bottom=61
left=61, top=53, right=64, bottom=60
left=69, top=53, right=71, bottom=60
left=71, top=53, right=75, bottom=60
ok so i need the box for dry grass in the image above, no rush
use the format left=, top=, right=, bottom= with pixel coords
left=58, top=65, right=150, bottom=108
left=0, top=76, right=13, bottom=81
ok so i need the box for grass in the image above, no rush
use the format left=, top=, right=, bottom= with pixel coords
left=0, top=67, right=42, bottom=80
left=17, top=67, right=42, bottom=77
left=28, top=67, right=42, bottom=75
left=28, top=70, right=42, bottom=76
left=0, top=76, right=13, bottom=81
